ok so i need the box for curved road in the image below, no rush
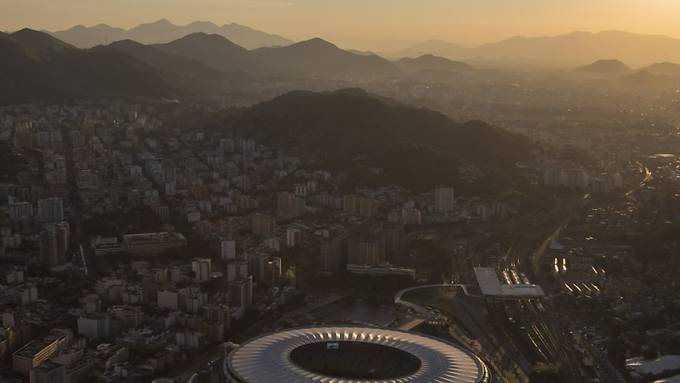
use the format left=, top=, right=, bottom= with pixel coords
left=394, top=283, right=480, bottom=318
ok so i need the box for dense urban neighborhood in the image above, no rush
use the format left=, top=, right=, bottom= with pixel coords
left=2, top=11, right=680, bottom=383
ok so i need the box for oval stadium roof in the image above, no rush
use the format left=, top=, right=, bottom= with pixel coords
left=226, top=326, right=489, bottom=383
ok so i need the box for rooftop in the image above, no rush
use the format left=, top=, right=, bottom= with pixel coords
left=227, top=326, right=489, bottom=383
left=13, top=335, right=63, bottom=359
left=474, top=267, right=545, bottom=298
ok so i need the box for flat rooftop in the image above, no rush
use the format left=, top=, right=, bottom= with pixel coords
left=13, top=335, right=63, bottom=359
left=123, top=232, right=186, bottom=244
left=474, top=267, right=544, bottom=298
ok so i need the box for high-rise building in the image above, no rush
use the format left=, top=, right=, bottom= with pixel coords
left=40, top=222, right=70, bottom=268
left=286, top=226, right=303, bottom=247
left=229, top=277, right=253, bottom=310
left=157, top=290, right=180, bottom=310
left=543, top=168, right=565, bottom=187
left=401, top=207, right=423, bottom=225
left=109, top=305, right=143, bottom=329
left=382, top=223, right=404, bottom=256
left=250, top=254, right=282, bottom=284
left=294, top=183, right=308, bottom=197
left=17, top=283, right=39, bottom=306
left=37, top=198, right=64, bottom=223
left=29, top=360, right=65, bottom=383
left=77, top=314, right=111, bottom=340
left=203, top=304, right=231, bottom=326
left=251, top=214, right=276, bottom=238
left=220, top=240, right=237, bottom=261
left=8, top=202, right=33, bottom=221
left=276, top=191, right=306, bottom=219
left=202, top=304, right=231, bottom=342
left=178, top=286, right=208, bottom=314
left=319, top=231, right=348, bottom=273
left=226, top=261, right=248, bottom=283
left=342, top=195, right=378, bottom=216
left=564, top=168, right=589, bottom=189
left=239, top=138, right=255, bottom=153
left=12, top=334, right=68, bottom=376
left=348, top=235, right=386, bottom=267
left=342, top=194, right=360, bottom=213
left=358, top=197, right=378, bottom=217
left=191, top=258, right=212, bottom=283
left=434, top=187, right=456, bottom=214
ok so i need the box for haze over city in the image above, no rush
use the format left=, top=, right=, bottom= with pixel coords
left=4, top=0, right=680, bottom=49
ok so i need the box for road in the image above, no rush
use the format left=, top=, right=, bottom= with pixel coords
left=394, top=283, right=478, bottom=303
left=61, top=123, right=98, bottom=278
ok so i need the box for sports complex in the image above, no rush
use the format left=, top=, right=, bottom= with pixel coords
left=224, top=326, right=491, bottom=382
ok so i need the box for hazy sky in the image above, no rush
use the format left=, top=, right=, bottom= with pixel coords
left=4, top=0, right=680, bottom=50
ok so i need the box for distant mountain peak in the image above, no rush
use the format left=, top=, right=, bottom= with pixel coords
left=471, top=30, right=680, bottom=66
left=393, top=39, right=466, bottom=61
left=0, top=29, right=180, bottom=104
left=49, top=19, right=293, bottom=49
left=171, top=32, right=243, bottom=48
left=564, top=30, right=592, bottom=37
left=397, top=53, right=470, bottom=72
left=417, top=39, right=463, bottom=47
left=108, top=39, right=143, bottom=48
left=10, top=29, right=75, bottom=55
left=293, top=37, right=338, bottom=50
left=642, top=61, right=680, bottom=77
left=149, top=18, right=174, bottom=26
left=188, top=20, right=218, bottom=27
left=179, top=32, right=218, bottom=39
left=583, top=59, right=629, bottom=67
left=592, top=58, right=624, bottom=63
left=416, top=53, right=447, bottom=60
left=13, top=28, right=62, bottom=39
left=575, top=59, right=632, bottom=75
left=14, top=27, right=37, bottom=34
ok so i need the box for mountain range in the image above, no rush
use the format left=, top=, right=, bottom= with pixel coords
left=0, top=29, right=181, bottom=104
left=8, top=27, right=680, bottom=104
left=396, top=54, right=471, bottom=72
left=567, top=59, right=680, bottom=86
left=397, top=31, right=680, bottom=67
left=0, top=29, right=413, bottom=103
left=250, top=38, right=400, bottom=78
left=45, top=22, right=680, bottom=67
left=574, top=59, right=633, bottom=77
left=48, top=19, right=293, bottom=49
left=642, top=62, right=680, bottom=77
left=152, top=33, right=400, bottom=79
left=393, top=40, right=467, bottom=60
left=97, top=39, right=248, bottom=92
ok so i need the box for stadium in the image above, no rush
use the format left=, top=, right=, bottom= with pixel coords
left=224, top=326, right=490, bottom=382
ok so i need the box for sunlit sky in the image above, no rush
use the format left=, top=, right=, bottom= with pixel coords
left=3, top=0, right=680, bottom=50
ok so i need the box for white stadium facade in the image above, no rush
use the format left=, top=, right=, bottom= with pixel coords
left=224, top=326, right=491, bottom=383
